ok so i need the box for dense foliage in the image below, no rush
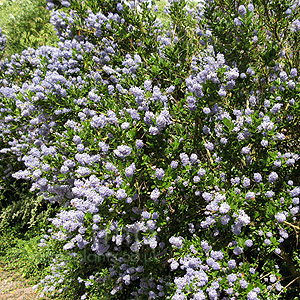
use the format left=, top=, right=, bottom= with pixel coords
left=1, top=0, right=300, bottom=299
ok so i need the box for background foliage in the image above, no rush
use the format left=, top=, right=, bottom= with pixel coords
left=0, top=0, right=58, bottom=57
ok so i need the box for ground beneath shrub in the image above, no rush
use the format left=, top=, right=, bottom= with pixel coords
left=0, top=263, right=40, bottom=300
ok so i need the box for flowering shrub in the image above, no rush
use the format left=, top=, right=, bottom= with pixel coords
left=1, top=0, right=300, bottom=299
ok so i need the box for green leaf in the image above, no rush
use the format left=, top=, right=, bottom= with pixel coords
left=223, top=117, right=231, bottom=128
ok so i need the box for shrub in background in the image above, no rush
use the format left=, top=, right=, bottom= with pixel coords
left=0, top=0, right=300, bottom=299
left=0, top=176, right=57, bottom=233
left=0, top=0, right=58, bottom=57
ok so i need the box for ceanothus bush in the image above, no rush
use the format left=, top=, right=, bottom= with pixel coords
left=1, top=0, right=300, bottom=299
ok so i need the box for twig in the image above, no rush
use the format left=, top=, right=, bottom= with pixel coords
left=284, top=221, right=300, bottom=231
left=278, top=276, right=300, bottom=296
left=202, top=137, right=213, bottom=165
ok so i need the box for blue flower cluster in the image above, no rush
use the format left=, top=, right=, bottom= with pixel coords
left=0, top=28, right=6, bottom=54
